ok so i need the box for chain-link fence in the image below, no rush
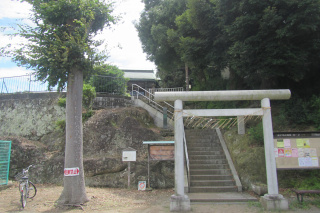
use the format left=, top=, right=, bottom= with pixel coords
left=0, top=74, right=57, bottom=94
left=0, top=74, right=127, bottom=95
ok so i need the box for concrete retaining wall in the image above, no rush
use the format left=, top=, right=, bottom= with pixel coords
left=133, top=99, right=173, bottom=129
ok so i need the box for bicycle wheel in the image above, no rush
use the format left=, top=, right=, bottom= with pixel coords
left=20, top=184, right=27, bottom=208
left=27, top=181, right=37, bottom=198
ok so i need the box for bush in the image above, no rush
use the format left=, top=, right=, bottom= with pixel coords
left=55, top=119, right=66, bottom=131
left=248, top=122, right=264, bottom=146
left=83, top=110, right=95, bottom=122
left=57, top=98, right=66, bottom=108
left=83, top=84, right=96, bottom=111
left=88, top=64, right=128, bottom=95
left=309, top=95, right=320, bottom=130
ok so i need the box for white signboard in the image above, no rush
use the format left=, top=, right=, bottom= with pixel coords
left=122, top=149, right=136, bottom=162
left=64, top=167, right=79, bottom=176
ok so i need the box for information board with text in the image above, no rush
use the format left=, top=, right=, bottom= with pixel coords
left=274, top=137, right=320, bottom=169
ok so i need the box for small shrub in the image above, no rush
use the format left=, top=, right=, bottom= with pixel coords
left=55, top=119, right=66, bottom=131
left=83, top=84, right=96, bottom=111
left=248, top=122, right=264, bottom=146
left=296, top=171, right=320, bottom=190
left=57, top=98, right=66, bottom=108
left=82, top=110, right=95, bottom=122
left=309, top=95, right=320, bottom=130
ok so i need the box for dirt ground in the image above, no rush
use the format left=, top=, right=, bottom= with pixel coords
left=1, top=183, right=320, bottom=213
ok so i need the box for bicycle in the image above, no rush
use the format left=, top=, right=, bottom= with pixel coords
left=15, top=165, right=37, bottom=208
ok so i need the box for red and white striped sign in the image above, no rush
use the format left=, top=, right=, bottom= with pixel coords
left=64, top=167, right=79, bottom=176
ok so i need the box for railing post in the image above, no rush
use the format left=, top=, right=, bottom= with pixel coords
left=1, top=79, right=3, bottom=94
left=29, top=74, right=32, bottom=92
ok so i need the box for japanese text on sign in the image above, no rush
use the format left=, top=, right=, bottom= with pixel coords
left=64, top=167, right=79, bottom=176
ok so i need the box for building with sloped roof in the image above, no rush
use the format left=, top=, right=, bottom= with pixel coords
left=123, top=70, right=158, bottom=95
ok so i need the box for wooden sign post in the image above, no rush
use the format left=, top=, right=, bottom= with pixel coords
left=143, top=141, right=174, bottom=188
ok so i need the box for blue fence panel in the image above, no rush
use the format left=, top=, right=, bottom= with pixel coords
left=0, top=141, right=12, bottom=185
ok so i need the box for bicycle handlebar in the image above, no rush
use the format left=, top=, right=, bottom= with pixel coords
left=22, top=165, right=35, bottom=174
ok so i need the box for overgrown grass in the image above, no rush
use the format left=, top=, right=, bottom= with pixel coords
left=55, top=119, right=66, bottom=131
left=290, top=200, right=311, bottom=210
left=247, top=122, right=264, bottom=146
left=247, top=201, right=263, bottom=211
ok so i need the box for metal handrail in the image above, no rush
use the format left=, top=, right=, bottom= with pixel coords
left=149, top=87, right=184, bottom=94
left=131, top=84, right=174, bottom=118
left=183, top=129, right=190, bottom=192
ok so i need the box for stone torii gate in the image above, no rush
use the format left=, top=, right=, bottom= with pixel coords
left=154, top=90, right=291, bottom=212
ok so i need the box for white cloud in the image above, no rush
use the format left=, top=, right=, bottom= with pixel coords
left=99, top=0, right=156, bottom=70
left=0, top=0, right=32, bottom=19
left=0, top=67, right=32, bottom=78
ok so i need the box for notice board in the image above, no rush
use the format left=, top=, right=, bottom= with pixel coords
left=274, top=132, right=320, bottom=169
left=149, top=145, right=174, bottom=160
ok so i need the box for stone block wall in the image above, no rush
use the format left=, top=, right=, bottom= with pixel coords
left=0, top=93, right=135, bottom=140
left=0, top=93, right=65, bottom=140
left=93, top=95, right=133, bottom=109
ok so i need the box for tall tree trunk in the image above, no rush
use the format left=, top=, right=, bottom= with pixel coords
left=58, top=68, right=89, bottom=205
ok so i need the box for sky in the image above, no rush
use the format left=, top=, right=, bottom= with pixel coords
left=0, top=0, right=156, bottom=78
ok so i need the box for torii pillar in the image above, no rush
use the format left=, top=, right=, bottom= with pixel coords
left=155, top=90, right=291, bottom=211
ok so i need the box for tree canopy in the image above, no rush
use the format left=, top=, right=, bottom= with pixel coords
left=137, top=0, right=320, bottom=96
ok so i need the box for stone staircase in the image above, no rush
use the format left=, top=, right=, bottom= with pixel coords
left=185, top=129, right=238, bottom=193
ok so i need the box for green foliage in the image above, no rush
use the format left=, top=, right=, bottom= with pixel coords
left=282, top=97, right=310, bottom=125
left=296, top=171, right=320, bottom=190
left=82, top=110, right=94, bottom=122
left=138, top=0, right=320, bottom=97
left=309, top=95, right=320, bottom=130
left=82, top=83, right=96, bottom=111
left=278, top=94, right=320, bottom=129
left=248, top=122, right=264, bottom=146
left=57, top=84, right=96, bottom=111
left=290, top=200, right=311, bottom=210
left=136, top=0, right=188, bottom=88
left=58, top=97, right=66, bottom=108
left=55, top=119, right=66, bottom=131
left=88, top=64, right=128, bottom=95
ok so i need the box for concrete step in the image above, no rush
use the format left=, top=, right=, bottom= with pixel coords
left=190, top=169, right=231, bottom=176
left=187, top=142, right=221, bottom=147
left=189, top=186, right=238, bottom=193
left=185, top=134, right=215, bottom=139
left=190, top=180, right=235, bottom=187
left=189, top=155, right=226, bottom=160
left=189, top=150, right=223, bottom=155
left=188, top=147, right=222, bottom=152
left=187, top=192, right=258, bottom=203
left=190, top=175, right=234, bottom=181
left=190, top=164, right=229, bottom=170
left=189, top=159, right=228, bottom=164
left=187, top=138, right=219, bottom=143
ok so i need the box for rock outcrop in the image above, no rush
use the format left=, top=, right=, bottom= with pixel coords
left=1, top=107, right=174, bottom=189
